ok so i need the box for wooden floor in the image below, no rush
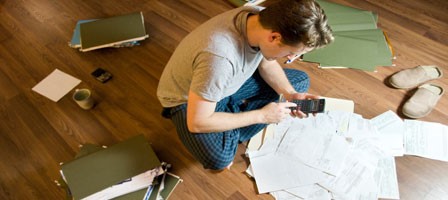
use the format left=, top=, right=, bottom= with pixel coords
left=0, top=0, right=447, bottom=199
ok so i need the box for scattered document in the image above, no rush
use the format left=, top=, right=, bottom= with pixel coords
left=250, top=153, right=326, bottom=194
left=247, top=111, right=404, bottom=200
left=247, top=108, right=448, bottom=200
left=32, top=69, right=81, bottom=102
left=377, top=157, right=400, bottom=199
left=271, top=184, right=331, bottom=200
left=404, top=120, right=448, bottom=162
left=346, top=113, right=378, bottom=139
left=370, top=110, right=404, bottom=156
left=276, top=115, right=350, bottom=176
left=319, top=141, right=384, bottom=200
left=248, top=118, right=328, bottom=194
left=327, top=110, right=352, bottom=136
left=423, top=187, right=448, bottom=200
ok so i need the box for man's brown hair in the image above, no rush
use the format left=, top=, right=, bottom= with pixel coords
left=259, top=0, right=334, bottom=49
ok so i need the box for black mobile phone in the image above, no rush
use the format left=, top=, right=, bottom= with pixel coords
left=290, top=99, right=326, bottom=113
left=91, top=68, right=112, bottom=83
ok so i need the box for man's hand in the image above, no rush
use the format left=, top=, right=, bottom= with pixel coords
left=260, top=102, right=297, bottom=124
left=283, top=93, right=320, bottom=118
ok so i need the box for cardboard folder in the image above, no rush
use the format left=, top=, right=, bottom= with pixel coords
left=60, top=135, right=160, bottom=200
left=79, top=12, right=148, bottom=52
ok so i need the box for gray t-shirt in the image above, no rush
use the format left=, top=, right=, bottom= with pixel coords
left=157, top=6, right=264, bottom=108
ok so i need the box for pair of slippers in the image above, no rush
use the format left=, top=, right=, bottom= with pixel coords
left=389, top=65, right=444, bottom=118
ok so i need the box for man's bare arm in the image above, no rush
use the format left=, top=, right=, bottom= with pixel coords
left=186, top=90, right=295, bottom=133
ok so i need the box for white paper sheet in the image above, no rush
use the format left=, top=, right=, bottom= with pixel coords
left=377, top=157, right=400, bottom=199
left=423, top=187, right=448, bottom=200
left=279, top=184, right=331, bottom=200
left=404, top=120, right=448, bottom=161
left=272, top=184, right=332, bottom=200
left=283, top=184, right=321, bottom=199
left=347, top=114, right=379, bottom=139
left=320, top=139, right=387, bottom=200
left=320, top=154, right=377, bottom=200
left=276, top=116, right=350, bottom=175
left=270, top=190, right=302, bottom=200
left=250, top=153, right=325, bottom=194
left=326, top=111, right=353, bottom=136
left=370, top=110, right=404, bottom=156
left=32, top=69, right=81, bottom=102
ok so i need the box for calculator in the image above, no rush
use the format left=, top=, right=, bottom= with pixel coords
left=290, top=99, right=326, bottom=113
left=278, top=94, right=326, bottom=114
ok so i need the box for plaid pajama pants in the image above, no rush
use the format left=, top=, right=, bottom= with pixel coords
left=167, top=68, right=310, bottom=170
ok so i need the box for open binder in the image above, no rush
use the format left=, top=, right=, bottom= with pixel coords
left=59, top=135, right=182, bottom=200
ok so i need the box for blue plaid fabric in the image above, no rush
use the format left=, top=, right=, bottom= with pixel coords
left=169, top=68, right=309, bottom=170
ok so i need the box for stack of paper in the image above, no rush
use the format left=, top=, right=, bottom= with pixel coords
left=247, top=110, right=448, bottom=200
left=68, top=12, right=148, bottom=52
left=301, top=0, right=394, bottom=71
left=59, top=135, right=182, bottom=200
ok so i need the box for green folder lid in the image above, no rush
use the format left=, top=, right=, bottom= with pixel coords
left=80, top=12, right=148, bottom=52
left=61, top=135, right=161, bottom=199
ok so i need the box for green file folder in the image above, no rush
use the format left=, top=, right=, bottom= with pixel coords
left=60, top=135, right=161, bottom=199
left=79, top=12, right=148, bottom=52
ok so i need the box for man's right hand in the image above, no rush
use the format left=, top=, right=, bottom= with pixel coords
left=260, top=102, right=297, bottom=124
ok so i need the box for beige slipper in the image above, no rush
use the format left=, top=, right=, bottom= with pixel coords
left=402, top=84, right=444, bottom=118
left=389, top=65, right=443, bottom=89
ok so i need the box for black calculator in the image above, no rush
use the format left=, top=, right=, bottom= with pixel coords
left=290, top=99, right=326, bottom=113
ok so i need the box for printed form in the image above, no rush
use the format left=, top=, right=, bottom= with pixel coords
left=404, top=120, right=448, bottom=162
left=370, top=110, right=405, bottom=156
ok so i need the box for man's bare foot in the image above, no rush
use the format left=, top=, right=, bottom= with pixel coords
left=226, top=161, right=234, bottom=170
left=209, top=161, right=235, bottom=173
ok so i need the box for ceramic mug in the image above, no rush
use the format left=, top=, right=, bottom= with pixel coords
left=72, top=89, right=95, bottom=110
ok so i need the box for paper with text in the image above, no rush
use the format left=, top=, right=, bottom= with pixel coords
left=404, top=120, right=448, bottom=162
left=276, top=115, right=350, bottom=175
left=370, top=110, right=404, bottom=156
left=250, top=153, right=325, bottom=194
left=377, top=157, right=400, bottom=199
